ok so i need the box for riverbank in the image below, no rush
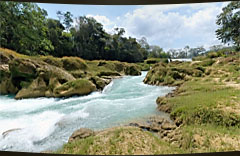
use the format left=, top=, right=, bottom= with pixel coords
left=56, top=51, right=240, bottom=154
left=0, top=48, right=141, bottom=99
left=146, top=52, right=240, bottom=152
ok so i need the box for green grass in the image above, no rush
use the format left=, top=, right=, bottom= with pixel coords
left=169, top=80, right=240, bottom=127
left=56, top=127, right=188, bottom=155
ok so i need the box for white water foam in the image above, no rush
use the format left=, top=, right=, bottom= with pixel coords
left=0, top=111, right=64, bottom=151
left=102, top=81, right=114, bottom=93
left=0, top=97, right=56, bottom=112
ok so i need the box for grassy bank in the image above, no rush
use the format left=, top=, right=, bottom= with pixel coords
left=155, top=52, right=240, bottom=152
left=56, top=127, right=186, bottom=155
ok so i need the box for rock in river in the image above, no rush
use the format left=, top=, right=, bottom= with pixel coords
left=68, top=128, right=95, bottom=142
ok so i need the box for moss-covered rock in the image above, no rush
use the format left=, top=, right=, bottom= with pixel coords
left=9, top=58, right=38, bottom=79
left=89, top=76, right=111, bottom=90
left=124, top=65, right=141, bottom=76
left=0, top=48, right=143, bottom=99
left=62, top=57, right=87, bottom=71
left=15, top=76, right=48, bottom=99
left=143, top=61, right=204, bottom=86
left=40, top=56, right=63, bottom=68
left=53, top=79, right=96, bottom=97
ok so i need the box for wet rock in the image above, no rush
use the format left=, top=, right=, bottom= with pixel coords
left=89, top=76, right=111, bottom=90
left=68, top=128, right=95, bottom=142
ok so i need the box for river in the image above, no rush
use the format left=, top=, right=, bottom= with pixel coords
left=0, top=71, right=174, bottom=152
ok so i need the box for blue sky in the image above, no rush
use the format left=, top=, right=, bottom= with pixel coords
left=37, top=2, right=230, bottom=50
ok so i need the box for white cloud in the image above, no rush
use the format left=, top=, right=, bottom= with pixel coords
left=73, top=2, right=229, bottom=50
left=116, top=2, right=229, bottom=50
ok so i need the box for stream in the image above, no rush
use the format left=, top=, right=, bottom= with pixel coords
left=0, top=71, right=174, bottom=152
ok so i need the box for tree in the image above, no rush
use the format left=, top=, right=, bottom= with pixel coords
left=73, top=16, right=108, bottom=60
left=138, top=37, right=150, bottom=60
left=46, top=18, right=74, bottom=57
left=188, top=46, right=206, bottom=58
left=216, top=1, right=240, bottom=49
left=0, top=2, right=54, bottom=55
left=57, top=11, right=73, bottom=32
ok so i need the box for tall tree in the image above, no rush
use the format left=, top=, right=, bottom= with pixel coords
left=216, top=1, right=240, bottom=49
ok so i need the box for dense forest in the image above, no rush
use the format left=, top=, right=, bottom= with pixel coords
left=0, top=2, right=239, bottom=62
left=0, top=2, right=149, bottom=63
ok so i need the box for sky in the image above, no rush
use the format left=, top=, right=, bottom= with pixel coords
left=37, top=1, right=230, bottom=51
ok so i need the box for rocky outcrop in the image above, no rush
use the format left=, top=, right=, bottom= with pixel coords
left=0, top=64, right=18, bottom=94
left=143, top=62, right=205, bottom=86
left=68, top=128, right=95, bottom=142
left=129, top=116, right=183, bottom=146
left=128, top=116, right=182, bottom=147
left=9, top=57, right=77, bottom=99
left=89, top=76, right=111, bottom=90
left=53, top=79, right=96, bottom=98
left=0, top=48, right=142, bottom=99
left=124, top=65, right=141, bottom=76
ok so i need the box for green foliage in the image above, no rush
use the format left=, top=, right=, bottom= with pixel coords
left=0, top=2, right=149, bottom=63
left=216, top=1, right=240, bottom=49
left=0, top=2, right=53, bottom=55
left=148, top=45, right=170, bottom=59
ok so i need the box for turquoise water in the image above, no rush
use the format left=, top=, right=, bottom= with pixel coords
left=0, top=72, right=174, bottom=152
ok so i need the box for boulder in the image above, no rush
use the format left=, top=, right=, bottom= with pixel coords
left=53, top=79, right=96, bottom=97
left=89, top=76, right=111, bottom=90
left=15, top=76, right=48, bottom=99
left=68, top=128, right=94, bottom=142
left=124, top=65, right=141, bottom=76
left=129, top=116, right=172, bottom=132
